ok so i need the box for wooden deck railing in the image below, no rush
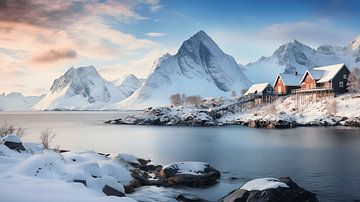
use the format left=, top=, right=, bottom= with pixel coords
left=291, top=87, right=333, bottom=94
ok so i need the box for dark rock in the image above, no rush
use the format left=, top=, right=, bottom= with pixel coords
left=73, top=179, right=87, bottom=186
left=176, top=194, right=207, bottom=201
left=4, top=141, right=26, bottom=151
left=159, top=162, right=221, bottom=187
left=220, top=177, right=318, bottom=202
left=102, top=185, right=125, bottom=197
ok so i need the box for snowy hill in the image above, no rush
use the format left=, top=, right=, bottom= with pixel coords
left=113, top=74, right=145, bottom=97
left=34, top=66, right=128, bottom=110
left=116, top=31, right=251, bottom=109
left=245, top=36, right=360, bottom=83
left=0, top=92, right=44, bottom=111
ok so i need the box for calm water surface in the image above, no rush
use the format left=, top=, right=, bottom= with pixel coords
left=0, top=111, right=359, bottom=202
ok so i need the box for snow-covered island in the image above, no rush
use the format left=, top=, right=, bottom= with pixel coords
left=0, top=133, right=319, bottom=202
left=106, top=92, right=360, bottom=128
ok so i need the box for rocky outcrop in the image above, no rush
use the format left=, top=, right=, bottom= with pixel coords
left=159, top=162, right=221, bottom=187
left=221, top=177, right=318, bottom=202
left=106, top=107, right=217, bottom=126
left=1, top=134, right=26, bottom=151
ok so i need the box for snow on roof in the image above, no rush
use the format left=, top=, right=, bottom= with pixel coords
left=244, top=83, right=271, bottom=96
left=276, top=73, right=303, bottom=86
left=314, top=63, right=346, bottom=83
left=300, top=63, right=346, bottom=84
left=300, top=69, right=324, bottom=83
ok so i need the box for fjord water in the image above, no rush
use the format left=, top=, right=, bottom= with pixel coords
left=0, top=112, right=359, bottom=201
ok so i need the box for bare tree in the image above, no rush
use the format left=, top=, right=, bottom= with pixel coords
left=39, top=129, right=57, bottom=149
left=181, top=94, right=187, bottom=105
left=0, top=122, right=26, bottom=138
left=170, top=94, right=182, bottom=106
left=347, top=67, right=360, bottom=93
left=185, top=95, right=202, bottom=106
left=326, top=100, right=337, bottom=116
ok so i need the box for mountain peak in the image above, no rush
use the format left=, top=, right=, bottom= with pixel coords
left=350, top=35, right=360, bottom=50
left=177, top=30, right=224, bottom=58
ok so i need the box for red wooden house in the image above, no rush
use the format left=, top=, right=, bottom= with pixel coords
left=274, top=72, right=303, bottom=95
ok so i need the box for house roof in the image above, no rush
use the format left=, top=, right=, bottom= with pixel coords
left=275, top=73, right=304, bottom=87
left=299, top=63, right=346, bottom=84
left=244, top=83, right=271, bottom=96
left=313, top=63, right=346, bottom=83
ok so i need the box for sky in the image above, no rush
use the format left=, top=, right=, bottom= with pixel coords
left=1, top=0, right=360, bottom=95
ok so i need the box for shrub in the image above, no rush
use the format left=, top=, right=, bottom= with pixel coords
left=347, top=67, right=360, bottom=93
left=266, top=103, right=277, bottom=115
left=185, top=95, right=202, bottom=106
left=326, top=100, right=337, bottom=116
left=0, top=122, right=26, bottom=138
left=39, top=129, right=57, bottom=149
left=170, top=94, right=182, bottom=106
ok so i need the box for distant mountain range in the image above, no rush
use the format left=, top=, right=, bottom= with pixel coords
left=245, top=36, right=360, bottom=83
left=0, top=92, right=44, bottom=111
left=1, top=31, right=360, bottom=111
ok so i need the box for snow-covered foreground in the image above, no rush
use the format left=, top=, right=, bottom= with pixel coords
left=0, top=141, right=136, bottom=202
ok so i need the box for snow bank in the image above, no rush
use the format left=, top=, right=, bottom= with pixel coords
left=0, top=141, right=138, bottom=202
left=241, top=178, right=289, bottom=191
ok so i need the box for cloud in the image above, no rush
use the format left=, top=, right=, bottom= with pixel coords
left=30, top=49, right=77, bottom=64
left=0, top=0, right=165, bottom=95
left=146, top=32, right=165, bottom=37
left=261, top=20, right=356, bottom=46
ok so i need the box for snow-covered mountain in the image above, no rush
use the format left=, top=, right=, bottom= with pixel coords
left=116, top=30, right=251, bottom=109
left=0, top=92, right=44, bottom=111
left=34, top=66, right=128, bottom=110
left=113, top=74, right=145, bottom=97
left=245, top=36, right=360, bottom=83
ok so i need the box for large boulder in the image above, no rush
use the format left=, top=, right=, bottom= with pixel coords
left=102, top=176, right=126, bottom=197
left=159, top=162, right=220, bottom=187
left=221, top=177, right=318, bottom=202
left=1, top=134, right=26, bottom=151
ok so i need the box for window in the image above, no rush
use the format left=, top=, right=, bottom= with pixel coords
left=278, top=86, right=282, bottom=93
left=343, top=74, right=347, bottom=79
left=339, top=81, right=344, bottom=88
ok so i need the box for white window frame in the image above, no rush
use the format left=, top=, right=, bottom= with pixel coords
left=339, top=81, right=344, bottom=88
left=343, top=74, right=347, bottom=79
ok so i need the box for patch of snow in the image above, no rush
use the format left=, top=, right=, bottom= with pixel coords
left=241, top=177, right=289, bottom=191
left=244, top=83, right=271, bottom=96
left=162, top=162, right=209, bottom=175
left=1, top=134, right=22, bottom=143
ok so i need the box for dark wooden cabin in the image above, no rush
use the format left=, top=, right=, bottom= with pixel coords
left=299, top=63, right=350, bottom=94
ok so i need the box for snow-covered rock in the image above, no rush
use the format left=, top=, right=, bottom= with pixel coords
left=116, top=30, right=251, bottom=109
left=240, top=178, right=289, bottom=191
left=221, top=177, right=318, bottom=202
left=34, top=66, right=128, bottom=110
left=113, top=74, right=145, bottom=97
left=245, top=36, right=360, bottom=83
left=0, top=92, right=44, bottom=111
left=1, top=134, right=26, bottom=151
left=159, top=161, right=221, bottom=186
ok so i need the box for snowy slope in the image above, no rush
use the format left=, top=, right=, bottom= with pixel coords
left=116, top=31, right=251, bottom=109
left=0, top=92, right=44, bottom=111
left=245, top=36, right=360, bottom=83
left=113, top=74, right=144, bottom=97
left=34, top=66, right=128, bottom=110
